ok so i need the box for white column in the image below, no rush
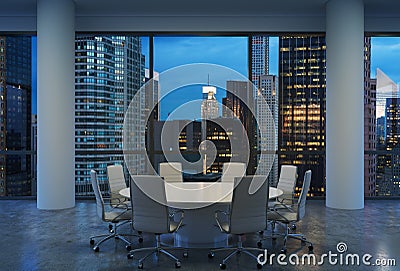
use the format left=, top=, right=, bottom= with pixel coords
left=326, top=0, right=364, bottom=209
left=37, top=0, right=75, bottom=209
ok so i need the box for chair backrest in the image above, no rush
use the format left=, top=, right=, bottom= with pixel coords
left=297, top=170, right=312, bottom=220
left=159, top=162, right=183, bottom=182
left=229, top=176, right=269, bottom=234
left=277, top=165, right=297, bottom=196
left=90, top=170, right=105, bottom=220
left=130, top=175, right=170, bottom=233
left=221, top=162, right=246, bottom=183
left=107, top=164, right=128, bottom=206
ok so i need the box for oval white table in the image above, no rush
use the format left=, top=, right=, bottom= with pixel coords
left=119, top=184, right=283, bottom=248
left=118, top=185, right=282, bottom=202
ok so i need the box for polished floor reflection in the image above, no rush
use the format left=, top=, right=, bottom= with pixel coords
left=0, top=200, right=398, bottom=270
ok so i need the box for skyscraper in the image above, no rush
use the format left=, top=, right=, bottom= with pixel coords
left=201, top=86, right=219, bottom=120
left=382, top=97, right=400, bottom=196
left=251, top=36, right=278, bottom=183
left=279, top=35, right=326, bottom=196
left=223, top=80, right=256, bottom=174
left=279, top=36, right=375, bottom=196
left=0, top=36, right=32, bottom=196
left=257, top=75, right=278, bottom=185
left=364, top=39, right=376, bottom=197
left=252, top=36, right=269, bottom=92
left=74, top=35, right=145, bottom=195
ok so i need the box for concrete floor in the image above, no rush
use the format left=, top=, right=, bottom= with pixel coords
left=0, top=200, right=399, bottom=270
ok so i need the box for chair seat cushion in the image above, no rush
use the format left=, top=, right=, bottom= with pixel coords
left=268, top=209, right=297, bottom=223
left=105, top=210, right=132, bottom=222
left=112, top=200, right=131, bottom=209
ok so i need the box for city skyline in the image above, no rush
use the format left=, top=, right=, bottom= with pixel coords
left=31, top=36, right=400, bottom=117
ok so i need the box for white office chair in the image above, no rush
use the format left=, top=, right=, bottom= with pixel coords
left=276, top=165, right=298, bottom=202
left=127, top=175, right=185, bottom=269
left=89, top=170, right=140, bottom=252
left=268, top=165, right=298, bottom=210
left=265, top=170, right=313, bottom=254
left=159, top=162, right=183, bottom=183
left=208, top=176, right=269, bottom=270
left=107, top=164, right=130, bottom=208
left=220, top=162, right=246, bottom=183
left=264, top=165, right=298, bottom=236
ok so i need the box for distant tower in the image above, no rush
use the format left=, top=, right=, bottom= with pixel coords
left=252, top=36, right=269, bottom=93
left=223, top=80, right=256, bottom=174
left=257, top=75, right=278, bottom=185
left=201, top=86, right=219, bottom=120
left=376, top=70, right=398, bottom=196
left=383, top=98, right=400, bottom=196
left=363, top=37, right=376, bottom=197
left=0, top=36, right=32, bottom=196
left=201, top=85, right=218, bottom=173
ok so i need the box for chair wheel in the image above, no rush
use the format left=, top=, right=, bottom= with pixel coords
left=291, top=224, right=296, bottom=231
left=127, top=253, right=133, bottom=259
left=183, top=251, right=188, bottom=258
left=90, top=239, right=95, bottom=245
left=208, top=252, right=214, bottom=258
left=175, top=261, right=181, bottom=268
left=93, top=246, right=99, bottom=252
left=257, top=263, right=263, bottom=269
left=220, top=263, right=226, bottom=269
left=126, top=245, right=131, bottom=251
left=280, top=248, right=287, bottom=254
left=109, top=224, right=113, bottom=230
left=138, top=262, right=143, bottom=269
left=257, top=241, right=262, bottom=248
left=259, top=230, right=264, bottom=235
left=138, top=237, right=144, bottom=243
left=308, top=245, right=314, bottom=252
left=272, top=237, right=277, bottom=241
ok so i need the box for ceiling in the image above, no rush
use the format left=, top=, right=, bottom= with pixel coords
left=1, top=0, right=400, bottom=33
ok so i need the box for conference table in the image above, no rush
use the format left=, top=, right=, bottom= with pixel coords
left=119, top=182, right=283, bottom=248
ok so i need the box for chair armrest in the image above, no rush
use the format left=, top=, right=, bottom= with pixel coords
left=214, top=210, right=229, bottom=232
left=170, top=209, right=185, bottom=230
